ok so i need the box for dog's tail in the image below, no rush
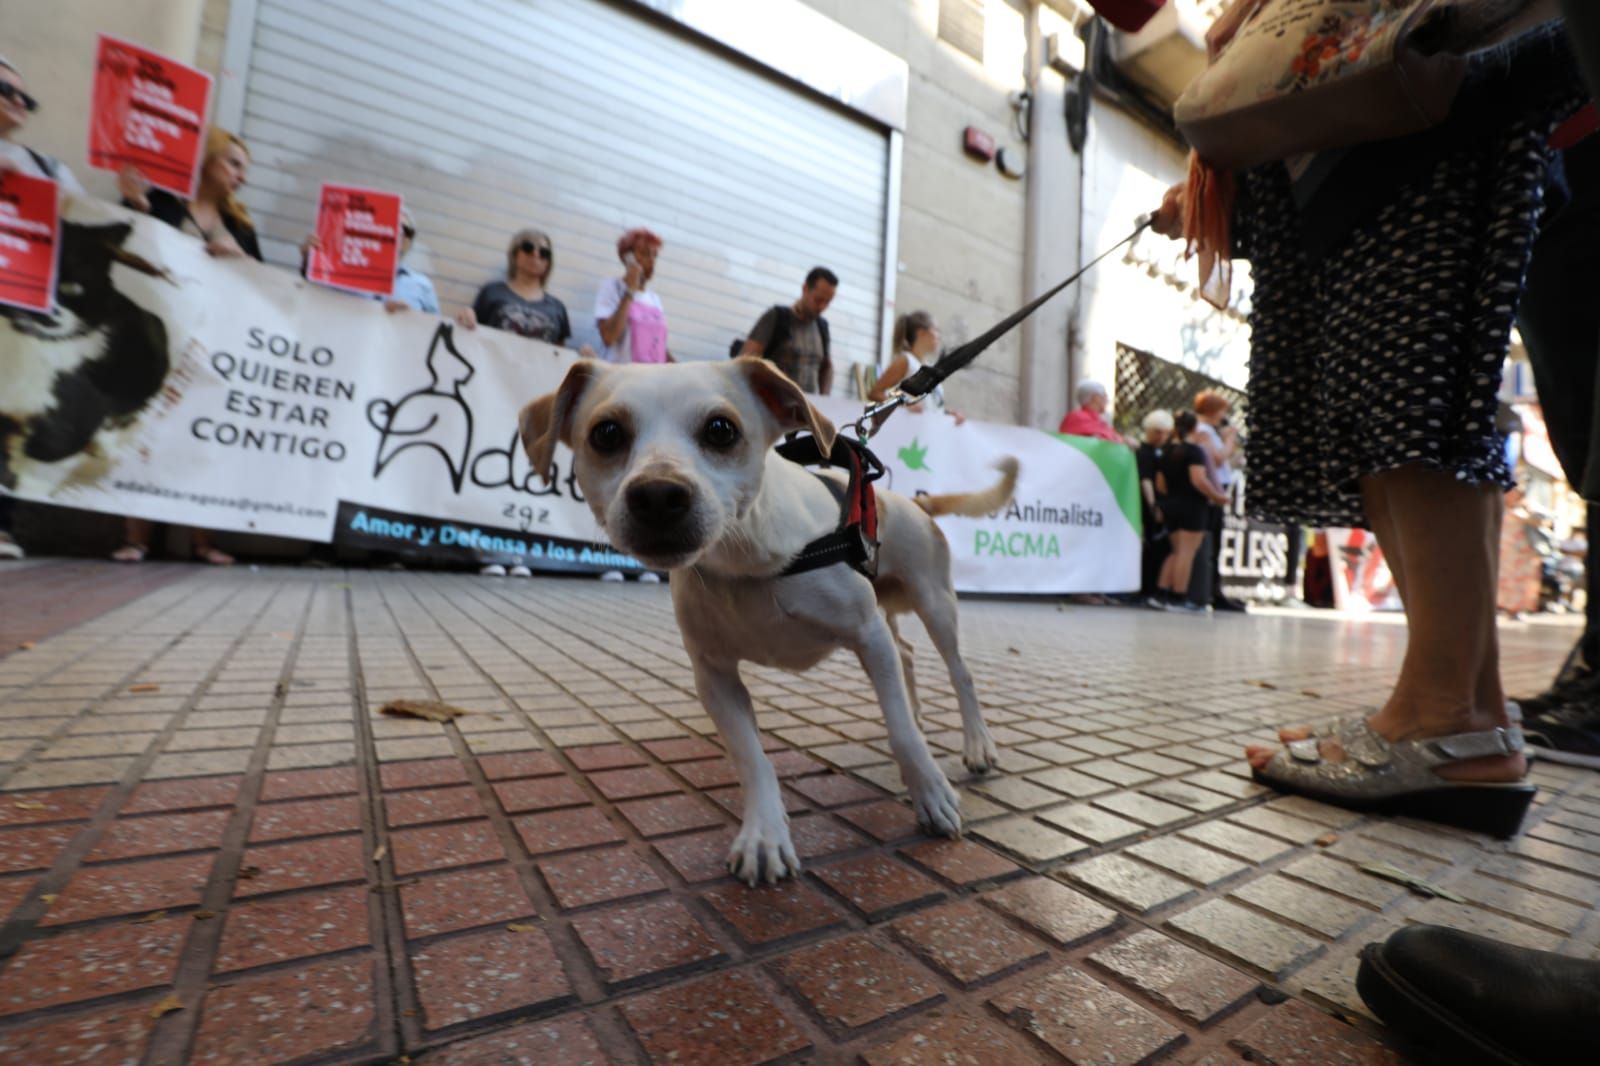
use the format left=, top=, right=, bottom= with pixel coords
left=915, top=457, right=1019, bottom=518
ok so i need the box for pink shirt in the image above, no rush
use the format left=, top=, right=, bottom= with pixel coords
left=1058, top=406, right=1121, bottom=442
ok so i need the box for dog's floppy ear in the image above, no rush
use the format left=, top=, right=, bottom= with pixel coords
left=519, top=360, right=599, bottom=485
left=735, top=356, right=836, bottom=454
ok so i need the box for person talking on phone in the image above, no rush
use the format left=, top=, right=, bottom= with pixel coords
left=595, top=228, right=670, bottom=364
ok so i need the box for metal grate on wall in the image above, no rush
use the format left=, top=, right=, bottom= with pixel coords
left=1113, top=342, right=1246, bottom=438
left=938, top=0, right=986, bottom=62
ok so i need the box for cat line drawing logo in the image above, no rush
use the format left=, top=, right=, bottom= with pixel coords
left=365, top=323, right=476, bottom=492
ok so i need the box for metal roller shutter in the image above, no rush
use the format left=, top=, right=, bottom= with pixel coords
left=228, top=0, right=890, bottom=380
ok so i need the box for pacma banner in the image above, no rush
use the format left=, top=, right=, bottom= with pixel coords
left=1, top=198, right=1140, bottom=590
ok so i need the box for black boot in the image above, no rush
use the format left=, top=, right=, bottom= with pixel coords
left=1357, top=925, right=1600, bottom=1065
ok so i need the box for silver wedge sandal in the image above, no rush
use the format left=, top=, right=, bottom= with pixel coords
left=1251, top=716, right=1535, bottom=839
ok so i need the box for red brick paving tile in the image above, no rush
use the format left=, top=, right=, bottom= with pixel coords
left=477, top=749, right=563, bottom=780
left=87, top=809, right=230, bottom=862
left=41, top=852, right=214, bottom=925
left=392, top=821, right=505, bottom=875
left=1231, top=999, right=1407, bottom=1064
left=770, top=750, right=826, bottom=777
left=860, top=1008, right=1043, bottom=1065
left=539, top=846, right=667, bottom=909
left=122, top=775, right=240, bottom=814
left=258, top=766, right=359, bottom=801
left=643, top=736, right=722, bottom=763
left=589, top=766, right=680, bottom=801
left=901, top=838, right=1023, bottom=887
left=189, top=953, right=376, bottom=1064
left=248, top=796, right=362, bottom=842
left=235, top=833, right=365, bottom=898
left=618, top=793, right=726, bottom=837
left=415, top=1015, right=609, bottom=1065
left=0, top=917, right=187, bottom=1015
left=701, top=878, right=847, bottom=946
left=494, top=775, right=588, bottom=814
left=813, top=853, right=944, bottom=920
left=215, top=884, right=371, bottom=972
left=895, top=898, right=1049, bottom=989
left=675, top=758, right=741, bottom=789
left=401, top=864, right=536, bottom=939
left=787, top=772, right=884, bottom=807
left=706, top=785, right=807, bottom=817
left=982, top=877, right=1122, bottom=947
left=571, top=898, right=726, bottom=988
left=992, top=965, right=1186, bottom=1063
left=0, top=823, right=81, bottom=873
left=411, top=925, right=572, bottom=1029
left=514, top=807, right=623, bottom=855
left=621, top=969, right=810, bottom=1065
left=0, top=1001, right=156, bottom=1064
left=655, top=828, right=737, bottom=883
left=380, top=757, right=469, bottom=790
left=0, top=786, right=110, bottom=827
left=384, top=785, right=486, bottom=827
left=0, top=877, right=36, bottom=923
left=840, top=800, right=921, bottom=842
left=771, top=933, right=942, bottom=1030
left=790, top=813, right=872, bottom=859
left=568, top=743, right=646, bottom=771
left=1089, top=929, right=1258, bottom=1025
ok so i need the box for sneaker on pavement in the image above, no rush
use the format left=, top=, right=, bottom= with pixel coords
left=638, top=572, right=661, bottom=584
left=1166, top=599, right=1207, bottom=614
left=0, top=533, right=22, bottom=560
left=1524, top=705, right=1600, bottom=770
left=508, top=565, right=532, bottom=578
left=599, top=569, right=625, bottom=582
left=480, top=563, right=508, bottom=577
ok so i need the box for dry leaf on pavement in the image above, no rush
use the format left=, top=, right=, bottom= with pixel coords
left=372, top=845, right=387, bottom=863
left=132, top=910, right=167, bottom=924
left=129, top=683, right=161, bottom=693
left=506, top=922, right=538, bottom=933
left=380, top=700, right=473, bottom=723
left=150, top=993, right=184, bottom=1019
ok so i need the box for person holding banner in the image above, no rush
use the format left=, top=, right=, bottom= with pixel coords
left=116, top=127, right=261, bottom=261
left=0, top=57, right=87, bottom=198
left=456, top=228, right=570, bottom=344
left=303, top=207, right=439, bottom=314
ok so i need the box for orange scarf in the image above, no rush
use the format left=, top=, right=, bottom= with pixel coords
left=1183, top=150, right=1235, bottom=310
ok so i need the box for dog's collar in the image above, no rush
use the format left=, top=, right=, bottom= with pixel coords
left=775, top=434, right=884, bottom=579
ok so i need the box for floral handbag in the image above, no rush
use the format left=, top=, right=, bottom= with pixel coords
left=1174, top=0, right=1562, bottom=170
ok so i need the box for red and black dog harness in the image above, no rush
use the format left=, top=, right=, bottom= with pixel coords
left=775, top=434, right=885, bottom=579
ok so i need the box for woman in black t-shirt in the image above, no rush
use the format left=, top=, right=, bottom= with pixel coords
left=1151, top=411, right=1230, bottom=611
left=456, top=227, right=571, bottom=345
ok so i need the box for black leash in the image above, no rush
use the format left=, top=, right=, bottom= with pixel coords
left=851, top=215, right=1153, bottom=439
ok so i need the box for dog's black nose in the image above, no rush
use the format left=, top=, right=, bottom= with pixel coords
left=626, top=479, right=692, bottom=524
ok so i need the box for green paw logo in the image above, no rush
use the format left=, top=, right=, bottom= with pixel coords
left=898, top=437, right=931, bottom=472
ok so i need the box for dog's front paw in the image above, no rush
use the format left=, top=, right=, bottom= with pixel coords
left=727, top=818, right=801, bottom=886
left=963, top=725, right=999, bottom=775
left=908, top=770, right=963, bottom=838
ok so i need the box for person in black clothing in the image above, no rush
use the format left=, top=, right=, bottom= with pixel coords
left=1151, top=411, right=1229, bottom=612
left=1136, top=409, right=1173, bottom=598
left=739, top=267, right=836, bottom=394
left=113, top=126, right=262, bottom=566
left=456, top=227, right=572, bottom=345
left=117, top=127, right=262, bottom=262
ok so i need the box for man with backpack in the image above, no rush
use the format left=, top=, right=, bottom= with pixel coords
left=737, top=267, right=838, bottom=395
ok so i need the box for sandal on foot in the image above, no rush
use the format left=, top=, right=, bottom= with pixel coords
left=194, top=546, right=234, bottom=566
left=1252, top=715, right=1533, bottom=839
left=111, top=544, right=148, bottom=563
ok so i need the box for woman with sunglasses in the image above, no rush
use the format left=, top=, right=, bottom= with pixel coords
left=0, top=56, right=86, bottom=197
left=455, top=228, right=570, bottom=344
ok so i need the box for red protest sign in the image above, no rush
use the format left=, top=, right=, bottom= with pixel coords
left=306, top=184, right=403, bottom=297
left=89, top=34, right=214, bottom=199
left=0, top=170, right=60, bottom=314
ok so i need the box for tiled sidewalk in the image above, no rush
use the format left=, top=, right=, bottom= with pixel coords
left=0, top=564, right=1594, bottom=1065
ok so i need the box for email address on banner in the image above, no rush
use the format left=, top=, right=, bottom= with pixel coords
left=112, top=480, right=329, bottom=520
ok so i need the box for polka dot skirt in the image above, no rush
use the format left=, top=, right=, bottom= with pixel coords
left=1236, top=121, right=1561, bottom=529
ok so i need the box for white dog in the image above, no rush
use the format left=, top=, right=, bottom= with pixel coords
left=520, top=357, right=1017, bottom=884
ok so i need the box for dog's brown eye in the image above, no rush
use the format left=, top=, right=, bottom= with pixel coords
left=588, top=420, right=628, bottom=455
left=701, top=416, right=740, bottom=450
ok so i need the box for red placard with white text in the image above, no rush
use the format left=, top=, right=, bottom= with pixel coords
left=306, top=184, right=403, bottom=297
left=89, top=34, right=214, bottom=199
left=0, top=170, right=60, bottom=314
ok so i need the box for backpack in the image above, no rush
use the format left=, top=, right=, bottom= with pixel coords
left=731, top=304, right=831, bottom=363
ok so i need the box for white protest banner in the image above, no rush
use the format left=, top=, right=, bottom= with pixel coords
left=813, top=398, right=1142, bottom=594
left=2, top=199, right=1140, bottom=591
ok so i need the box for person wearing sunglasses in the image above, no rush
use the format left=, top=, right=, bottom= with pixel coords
left=300, top=206, right=438, bottom=314
left=455, top=228, right=570, bottom=345
left=0, top=56, right=86, bottom=198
